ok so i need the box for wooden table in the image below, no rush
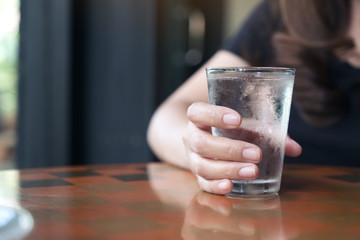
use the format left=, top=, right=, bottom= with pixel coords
left=0, top=163, right=359, bottom=240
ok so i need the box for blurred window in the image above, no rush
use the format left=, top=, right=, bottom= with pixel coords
left=0, top=0, right=19, bottom=167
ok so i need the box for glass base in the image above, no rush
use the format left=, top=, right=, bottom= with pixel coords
left=226, top=179, right=280, bottom=200
left=226, top=192, right=278, bottom=200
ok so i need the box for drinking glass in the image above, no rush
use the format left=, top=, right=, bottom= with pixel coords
left=206, top=67, right=295, bottom=198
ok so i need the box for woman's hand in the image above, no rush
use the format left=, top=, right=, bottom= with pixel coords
left=183, top=102, right=302, bottom=195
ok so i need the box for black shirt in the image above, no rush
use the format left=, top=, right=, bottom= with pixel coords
left=222, top=0, right=360, bottom=166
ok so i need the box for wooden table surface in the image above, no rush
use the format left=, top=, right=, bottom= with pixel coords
left=0, top=163, right=359, bottom=240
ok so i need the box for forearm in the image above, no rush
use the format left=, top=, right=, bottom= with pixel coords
left=147, top=101, right=191, bottom=169
left=147, top=51, right=249, bottom=169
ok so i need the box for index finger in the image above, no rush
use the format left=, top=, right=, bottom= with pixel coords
left=187, top=102, right=241, bottom=129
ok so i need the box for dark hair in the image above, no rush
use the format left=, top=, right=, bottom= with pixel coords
left=272, top=0, right=354, bottom=127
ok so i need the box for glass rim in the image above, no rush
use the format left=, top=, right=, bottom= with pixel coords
left=206, top=67, right=295, bottom=74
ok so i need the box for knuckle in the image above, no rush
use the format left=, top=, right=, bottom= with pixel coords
left=189, top=156, right=201, bottom=175
left=206, top=108, right=220, bottom=125
left=181, top=134, right=187, bottom=146
left=196, top=175, right=214, bottom=194
left=182, top=125, right=191, bottom=146
left=190, top=157, right=209, bottom=179
left=208, top=108, right=218, bottom=120
left=196, top=175, right=207, bottom=190
left=196, top=164, right=208, bottom=179
left=223, top=166, right=236, bottom=179
left=187, top=103, right=198, bottom=120
left=224, top=143, right=240, bottom=159
left=209, top=182, right=218, bottom=194
left=189, top=133, right=206, bottom=154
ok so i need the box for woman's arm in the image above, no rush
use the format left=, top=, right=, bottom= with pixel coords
left=147, top=50, right=247, bottom=168
left=147, top=50, right=302, bottom=194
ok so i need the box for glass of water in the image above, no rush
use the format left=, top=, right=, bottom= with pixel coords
left=206, top=67, right=295, bottom=198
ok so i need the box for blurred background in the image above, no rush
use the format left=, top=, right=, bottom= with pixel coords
left=0, top=0, right=260, bottom=169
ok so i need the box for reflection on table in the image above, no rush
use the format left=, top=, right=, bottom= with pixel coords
left=0, top=163, right=359, bottom=239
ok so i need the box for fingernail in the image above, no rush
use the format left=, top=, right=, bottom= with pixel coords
left=223, top=114, right=240, bottom=126
left=239, top=166, right=256, bottom=178
left=242, top=148, right=261, bottom=161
